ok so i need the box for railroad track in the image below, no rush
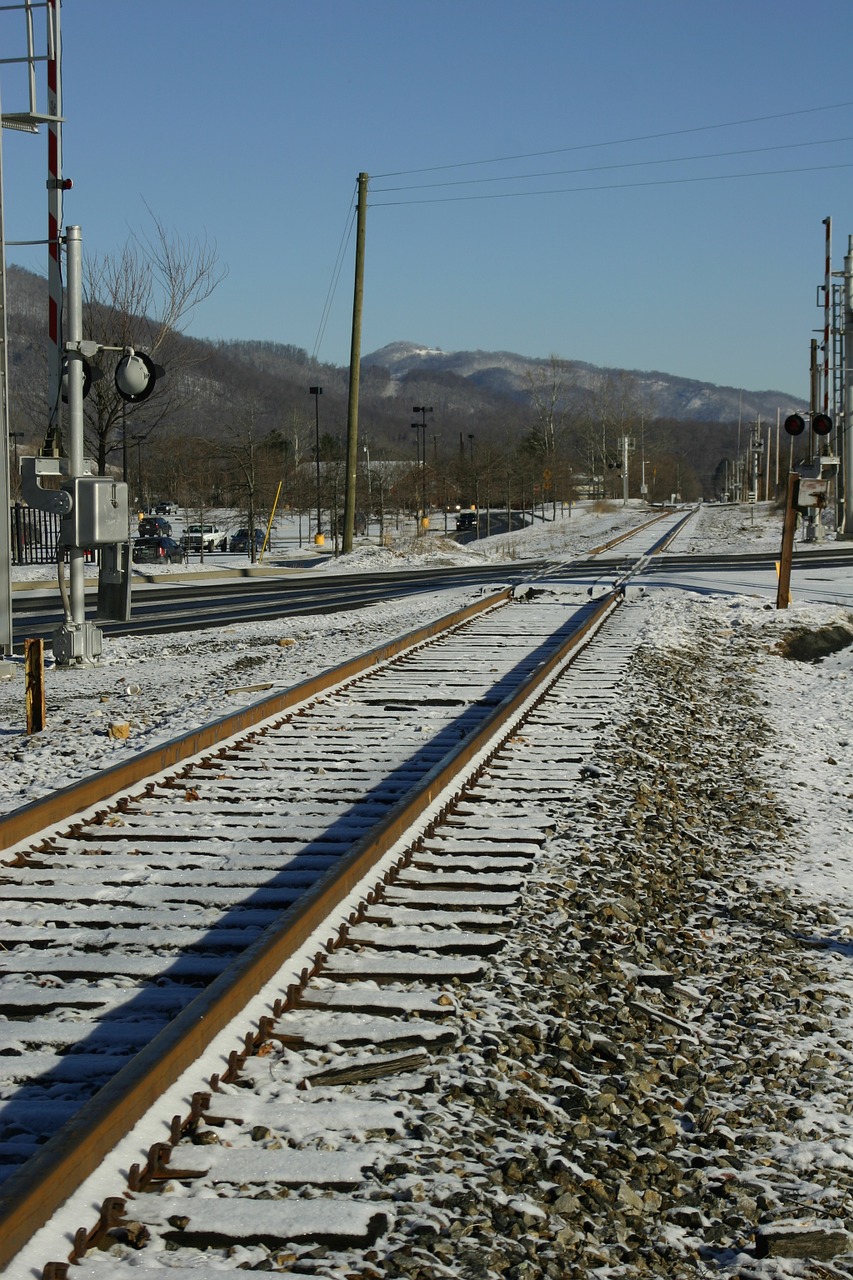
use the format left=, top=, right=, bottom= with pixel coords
left=1, top=515, right=683, bottom=1276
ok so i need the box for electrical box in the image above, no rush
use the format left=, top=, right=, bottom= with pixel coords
left=97, top=542, right=133, bottom=622
left=60, top=477, right=129, bottom=546
left=797, top=477, right=828, bottom=509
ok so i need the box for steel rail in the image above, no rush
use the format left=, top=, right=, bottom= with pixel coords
left=10, top=567, right=538, bottom=650
left=0, top=588, right=622, bottom=1273
left=587, top=507, right=680, bottom=556
left=644, top=507, right=697, bottom=555
left=0, top=588, right=510, bottom=855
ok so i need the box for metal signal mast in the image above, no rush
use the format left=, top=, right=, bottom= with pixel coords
left=0, top=0, right=66, bottom=651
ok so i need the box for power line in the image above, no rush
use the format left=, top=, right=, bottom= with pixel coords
left=311, top=192, right=357, bottom=362
left=372, top=99, right=853, bottom=179
left=369, top=161, right=853, bottom=207
left=370, top=135, right=853, bottom=194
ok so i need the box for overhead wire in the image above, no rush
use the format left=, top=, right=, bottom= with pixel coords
left=370, top=135, right=853, bottom=194
left=314, top=101, right=853, bottom=350
left=369, top=161, right=853, bottom=207
left=371, top=99, right=853, bottom=179
left=311, top=186, right=358, bottom=362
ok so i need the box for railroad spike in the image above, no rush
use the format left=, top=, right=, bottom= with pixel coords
left=71, top=1227, right=90, bottom=1259
left=190, top=1091, right=211, bottom=1120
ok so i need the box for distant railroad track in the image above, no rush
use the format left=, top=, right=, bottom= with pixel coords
left=10, top=508, right=696, bottom=650
left=10, top=561, right=546, bottom=649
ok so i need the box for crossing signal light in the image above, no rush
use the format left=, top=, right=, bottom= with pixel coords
left=812, top=412, right=833, bottom=436
left=60, top=355, right=103, bottom=403
left=114, top=350, right=164, bottom=404
left=783, top=413, right=806, bottom=436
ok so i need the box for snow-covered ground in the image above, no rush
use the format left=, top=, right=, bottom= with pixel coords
left=5, top=500, right=853, bottom=1273
left=2, top=500, right=850, bottom=817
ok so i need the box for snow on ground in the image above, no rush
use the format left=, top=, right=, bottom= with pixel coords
left=4, top=499, right=853, bottom=974
left=5, top=500, right=853, bottom=1272
left=1, top=500, right=849, bottom=818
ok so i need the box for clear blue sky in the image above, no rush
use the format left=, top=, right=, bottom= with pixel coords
left=3, top=0, right=852, bottom=399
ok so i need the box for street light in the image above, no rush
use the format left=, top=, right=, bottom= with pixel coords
left=309, top=386, right=323, bottom=546
left=409, top=422, right=422, bottom=531
left=412, top=405, right=432, bottom=531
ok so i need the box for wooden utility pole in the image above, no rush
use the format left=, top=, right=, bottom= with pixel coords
left=776, top=471, right=799, bottom=609
left=342, top=173, right=368, bottom=554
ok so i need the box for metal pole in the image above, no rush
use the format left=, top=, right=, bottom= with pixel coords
left=0, top=78, right=12, bottom=653
left=65, top=225, right=85, bottom=627
left=840, top=241, right=845, bottom=537
left=45, top=0, right=63, bottom=456
left=410, top=421, right=420, bottom=530
left=819, top=215, right=824, bottom=414
left=417, top=419, right=425, bottom=519
left=309, top=386, right=322, bottom=544
left=342, top=172, right=368, bottom=554
left=775, top=408, right=780, bottom=491
left=412, top=406, right=432, bottom=531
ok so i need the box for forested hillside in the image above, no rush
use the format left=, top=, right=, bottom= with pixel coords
left=6, top=264, right=802, bottom=516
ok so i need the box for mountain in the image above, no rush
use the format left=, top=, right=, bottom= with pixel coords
left=5, top=262, right=805, bottom=463
left=361, top=341, right=807, bottom=424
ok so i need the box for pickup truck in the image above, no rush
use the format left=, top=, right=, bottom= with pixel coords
left=181, top=523, right=226, bottom=553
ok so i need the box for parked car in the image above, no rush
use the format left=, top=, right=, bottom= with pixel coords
left=181, top=523, right=226, bottom=552
left=229, top=527, right=265, bottom=554
left=132, top=536, right=184, bottom=565
left=138, top=515, right=172, bottom=537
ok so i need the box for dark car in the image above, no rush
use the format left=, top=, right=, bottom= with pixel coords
left=154, top=501, right=175, bottom=515
left=229, top=527, right=265, bottom=554
left=455, top=511, right=478, bottom=531
left=138, top=515, right=172, bottom=537
left=132, top=536, right=184, bottom=565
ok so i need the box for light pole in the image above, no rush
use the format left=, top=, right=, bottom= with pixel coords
left=362, top=440, right=371, bottom=514
left=9, top=432, right=23, bottom=476
left=412, top=405, right=432, bottom=530
left=309, top=386, right=323, bottom=545
left=131, top=432, right=145, bottom=510
left=410, top=421, right=421, bottom=531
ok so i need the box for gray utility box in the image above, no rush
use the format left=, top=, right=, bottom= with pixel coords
left=60, top=477, right=129, bottom=546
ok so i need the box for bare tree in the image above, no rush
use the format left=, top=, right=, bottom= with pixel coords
left=81, top=209, right=227, bottom=475
left=574, top=371, right=649, bottom=499
left=216, top=392, right=283, bottom=560
left=524, top=355, right=578, bottom=516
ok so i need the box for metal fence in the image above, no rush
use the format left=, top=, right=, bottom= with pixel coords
left=9, top=503, right=96, bottom=566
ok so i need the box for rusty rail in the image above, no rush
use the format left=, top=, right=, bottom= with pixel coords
left=1, top=588, right=511, bottom=855
left=0, top=589, right=622, bottom=1273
